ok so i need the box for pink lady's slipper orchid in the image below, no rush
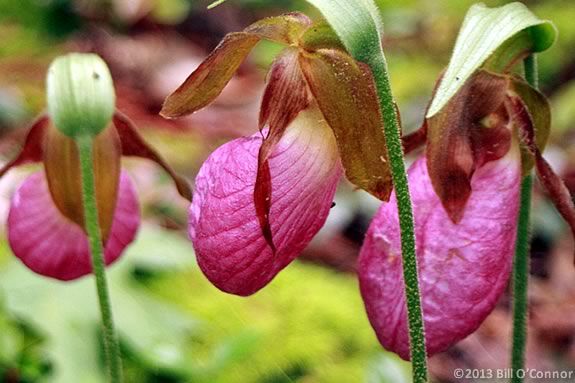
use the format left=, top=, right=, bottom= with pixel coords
left=162, top=13, right=395, bottom=295
left=359, top=70, right=575, bottom=359
left=1, top=58, right=191, bottom=281
left=360, top=153, right=521, bottom=359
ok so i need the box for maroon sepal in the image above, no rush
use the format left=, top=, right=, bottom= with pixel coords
left=0, top=115, right=49, bottom=178
left=113, top=111, right=192, bottom=201
left=255, top=48, right=310, bottom=253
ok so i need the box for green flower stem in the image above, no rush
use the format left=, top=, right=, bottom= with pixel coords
left=511, top=54, right=537, bottom=383
left=77, top=136, right=123, bottom=383
left=523, top=54, right=538, bottom=89
left=365, top=47, right=428, bottom=383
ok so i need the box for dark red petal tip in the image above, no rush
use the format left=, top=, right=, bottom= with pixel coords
left=255, top=48, right=309, bottom=252
left=0, top=114, right=49, bottom=178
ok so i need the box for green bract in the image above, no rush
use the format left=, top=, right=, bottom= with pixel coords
left=47, top=53, right=116, bottom=138
left=427, top=2, right=557, bottom=118
left=305, top=0, right=383, bottom=63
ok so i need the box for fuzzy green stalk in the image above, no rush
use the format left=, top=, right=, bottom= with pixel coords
left=77, top=136, right=123, bottom=383
left=511, top=54, right=537, bottom=383
left=334, top=7, right=428, bottom=380
left=362, top=41, right=428, bottom=383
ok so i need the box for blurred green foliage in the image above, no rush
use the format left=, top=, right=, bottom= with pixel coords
left=0, top=228, right=410, bottom=382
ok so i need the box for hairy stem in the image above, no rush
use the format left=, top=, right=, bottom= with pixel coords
left=511, top=54, right=537, bottom=382
left=366, top=45, right=428, bottom=383
left=77, top=136, right=123, bottom=383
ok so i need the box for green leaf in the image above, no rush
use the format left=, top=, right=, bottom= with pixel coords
left=47, top=53, right=116, bottom=138
left=304, top=0, right=383, bottom=64
left=427, top=2, right=557, bottom=118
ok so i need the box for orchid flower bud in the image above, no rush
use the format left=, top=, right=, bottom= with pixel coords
left=47, top=53, right=115, bottom=138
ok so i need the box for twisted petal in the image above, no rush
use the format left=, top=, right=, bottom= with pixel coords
left=190, top=108, right=342, bottom=296
left=160, top=13, right=311, bottom=118
left=359, top=154, right=521, bottom=360
left=7, top=171, right=140, bottom=281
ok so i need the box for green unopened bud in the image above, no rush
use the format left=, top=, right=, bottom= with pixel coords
left=47, top=53, right=115, bottom=138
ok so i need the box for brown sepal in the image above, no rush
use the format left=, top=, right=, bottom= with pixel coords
left=43, top=124, right=121, bottom=242
left=113, top=111, right=192, bottom=201
left=161, top=13, right=311, bottom=118
left=255, top=48, right=310, bottom=253
left=0, top=114, right=49, bottom=178
left=299, top=48, right=393, bottom=201
left=426, top=70, right=510, bottom=223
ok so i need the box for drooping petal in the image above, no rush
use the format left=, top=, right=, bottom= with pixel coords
left=190, top=108, right=342, bottom=296
left=160, top=13, right=311, bottom=118
left=7, top=171, right=140, bottom=281
left=113, top=112, right=192, bottom=201
left=505, top=85, right=575, bottom=251
left=259, top=48, right=309, bottom=137
left=0, top=115, right=49, bottom=178
left=534, top=155, right=575, bottom=251
left=256, top=47, right=310, bottom=252
left=359, top=154, right=521, bottom=360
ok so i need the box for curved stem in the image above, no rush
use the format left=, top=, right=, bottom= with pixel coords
left=366, top=51, right=428, bottom=383
left=77, top=136, right=123, bottom=383
left=511, top=54, right=537, bottom=383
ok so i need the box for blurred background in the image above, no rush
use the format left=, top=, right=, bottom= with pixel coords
left=0, top=0, right=574, bottom=382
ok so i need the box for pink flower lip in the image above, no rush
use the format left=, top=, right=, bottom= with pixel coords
left=8, top=171, right=140, bottom=281
left=189, top=108, right=342, bottom=296
left=359, top=154, right=521, bottom=359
